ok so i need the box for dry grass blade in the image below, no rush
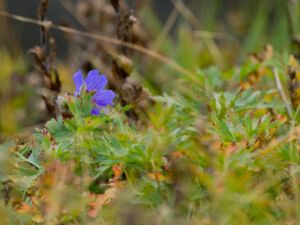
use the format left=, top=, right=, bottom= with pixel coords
left=272, top=67, right=293, bottom=118
left=152, top=7, right=178, bottom=51
left=170, top=0, right=225, bottom=66
left=170, top=0, right=200, bottom=29
left=0, top=11, right=199, bottom=84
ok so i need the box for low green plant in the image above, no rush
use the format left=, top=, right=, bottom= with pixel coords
left=1, top=52, right=300, bottom=225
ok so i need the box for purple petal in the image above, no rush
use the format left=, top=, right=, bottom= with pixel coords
left=91, top=106, right=109, bottom=115
left=73, top=71, right=84, bottom=95
left=93, top=90, right=116, bottom=107
left=91, top=107, right=101, bottom=115
left=85, top=70, right=108, bottom=92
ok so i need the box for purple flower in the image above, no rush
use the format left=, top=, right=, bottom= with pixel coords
left=73, top=70, right=116, bottom=115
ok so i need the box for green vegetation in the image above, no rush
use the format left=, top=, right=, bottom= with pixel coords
left=1, top=0, right=300, bottom=224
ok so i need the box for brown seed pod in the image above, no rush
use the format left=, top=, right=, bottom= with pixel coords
left=288, top=55, right=300, bottom=110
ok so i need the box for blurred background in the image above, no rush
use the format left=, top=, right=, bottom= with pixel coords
left=0, top=0, right=300, bottom=140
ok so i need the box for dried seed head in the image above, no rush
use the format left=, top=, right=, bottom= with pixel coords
left=29, top=46, right=47, bottom=63
left=121, top=77, right=142, bottom=102
left=288, top=55, right=300, bottom=109
left=116, top=55, right=134, bottom=75
left=38, top=0, right=49, bottom=19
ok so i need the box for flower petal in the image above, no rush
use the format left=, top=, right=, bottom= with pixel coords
left=91, top=107, right=101, bottom=115
left=73, top=70, right=84, bottom=95
left=91, top=106, right=109, bottom=115
left=93, top=90, right=116, bottom=107
left=85, top=70, right=108, bottom=92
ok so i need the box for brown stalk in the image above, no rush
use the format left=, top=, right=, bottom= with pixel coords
left=29, top=0, right=61, bottom=118
left=109, top=1, right=153, bottom=121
